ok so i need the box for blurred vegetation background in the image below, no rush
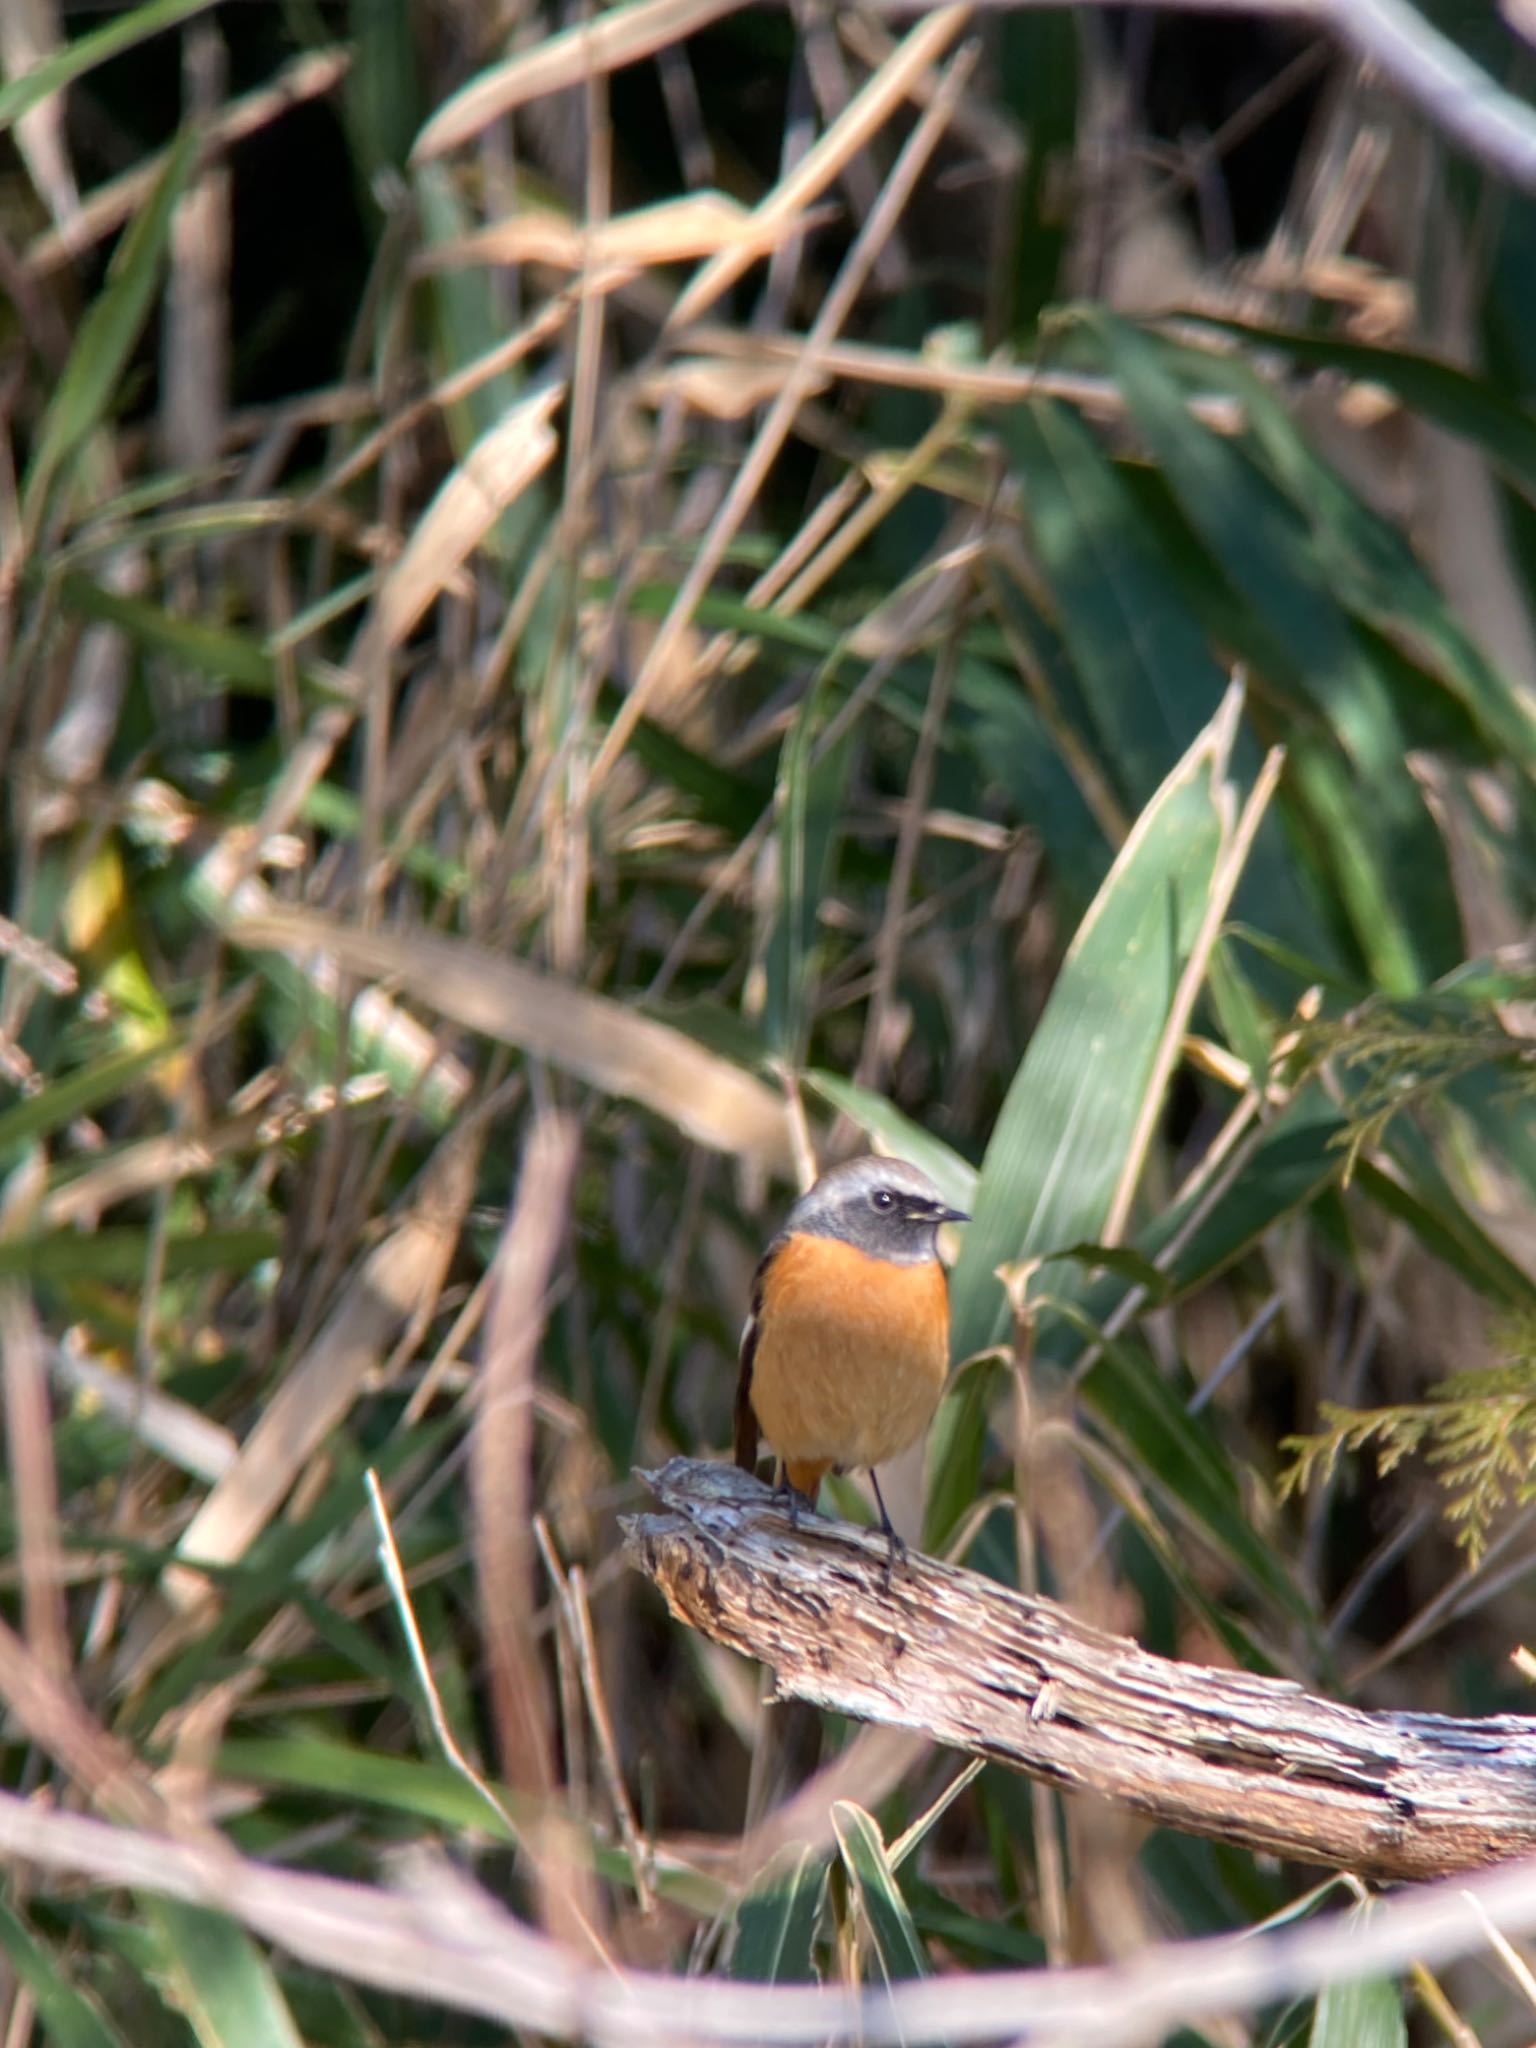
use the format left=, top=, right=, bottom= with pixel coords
left=8, top=0, right=1536, bottom=2040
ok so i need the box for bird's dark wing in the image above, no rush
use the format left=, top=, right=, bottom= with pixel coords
left=733, top=1254, right=771, bottom=1471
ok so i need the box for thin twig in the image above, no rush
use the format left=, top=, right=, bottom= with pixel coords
left=15, top=1783, right=1536, bottom=2044
left=364, top=1468, right=518, bottom=1842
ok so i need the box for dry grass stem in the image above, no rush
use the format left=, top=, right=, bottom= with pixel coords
left=593, top=22, right=978, bottom=786
left=364, top=1468, right=517, bottom=1842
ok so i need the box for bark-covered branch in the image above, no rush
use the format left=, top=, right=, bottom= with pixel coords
left=625, top=1458, right=1536, bottom=1882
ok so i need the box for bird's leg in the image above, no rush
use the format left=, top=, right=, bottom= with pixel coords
left=773, top=1465, right=816, bottom=1529
left=868, top=1469, right=907, bottom=1585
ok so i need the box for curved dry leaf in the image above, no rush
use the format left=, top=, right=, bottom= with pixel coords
left=412, top=0, right=748, bottom=162
left=368, top=384, right=563, bottom=654
left=232, top=909, right=796, bottom=1173
left=421, top=191, right=761, bottom=273
left=646, top=357, right=829, bottom=420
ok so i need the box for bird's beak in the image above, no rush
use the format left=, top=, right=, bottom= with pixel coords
left=929, top=1202, right=969, bottom=1225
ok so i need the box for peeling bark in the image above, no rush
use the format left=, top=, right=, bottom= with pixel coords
left=625, top=1458, right=1536, bottom=1882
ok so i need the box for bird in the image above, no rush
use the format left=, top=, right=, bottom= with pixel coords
left=733, top=1154, right=969, bottom=1567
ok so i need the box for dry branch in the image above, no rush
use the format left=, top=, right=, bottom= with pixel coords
left=625, top=1458, right=1536, bottom=1882
left=10, top=1783, right=1536, bottom=2046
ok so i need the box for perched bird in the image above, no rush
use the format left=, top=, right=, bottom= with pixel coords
left=733, top=1154, right=969, bottom=1563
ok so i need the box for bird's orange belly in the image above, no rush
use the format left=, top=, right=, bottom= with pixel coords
left=749, top=1233, right=950, bottom=1477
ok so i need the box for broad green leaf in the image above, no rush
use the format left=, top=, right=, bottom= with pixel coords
left=831, top=1803, right=936, bottom=1998
left=25, top=129, right=199, bottom=515
left=1080, top=308, right=1458, bottom=991
left=59, top=575, right=287, bottom=694
left=0, top=1042, right=182, bottom=1163
left=1203, top=345, right=1536, bottom=773
left=948, top=690, right=1242, bottom=1364
left=1188, top=315, right=1536, bottom=500
left=416, top=161, right=529, bottom=454
left=344, top=0, right=420, bottom=182
left=1043, top=1241, right=1168, bottom=1297
left=0, top=1227, right=277, bottom=1282
left=805, top=1072, right=977, bottom=1213
left=1358, top=1148, right=1536, bottom=1311
left=1309, top=1970, right=1406, bottom=2048
left=1009, top=395, right=1227, bottom=803
left=932, top=690, right=1256, bottom=1543
left=219, top=1733, right=718, bottom=1912
left=222, top=1733, right=517, bottom=1835
left=0, top=0, right=213, bottom=133
left=908, top=1885, right=1045, bottom=1968
left=925, top=1353, right=1012, bottom=1553
left=765, top=675, right=855, bottom=1062
left=997, top=9, right=1077, bottom=333
left=0, top=1895, right=127, bottom=2048
left=955, top=651, right=1111, bottom=917
left=729, top=1845, right=827, bottom=1982
left=1129, top=1083, right=1347, bottom=1301
left=141, top=1900, right=302, bottom=2048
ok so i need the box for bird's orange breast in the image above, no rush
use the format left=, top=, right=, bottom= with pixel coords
left=748, top=1231, right=950, bottom=1479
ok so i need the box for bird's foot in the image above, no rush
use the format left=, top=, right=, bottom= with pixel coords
left=867, top=1469, right=911, bottom=1590
left=772, top=1473, right=818, bottom=1530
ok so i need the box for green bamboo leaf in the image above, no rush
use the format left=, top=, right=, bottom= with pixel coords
left=0, top=0, right=213, bottom=134
left=932, top=689, right=1258, bottom=1545
left=416, top=161, right=533, bottom=467
left=1133, top=1083, right=1347, bottom=1302
left=25, top=129, right=199, bottom=515
left=1200, top=345, right=1536, bottom=772
left=1008, top=395, right=1228, bottom=802
left=58, top=575, right=284, bottom=693
left=1044, top=1241, right=1168, bottom=1296
left=997, top=10, right=1077, bottom=332
left=221, top=1733, right=516, bottom=1835
left=830, top=1803, right=937, bottom=2000
left=1309, top=1969, right=1406, bottom=2048
left=1079, top=308, right=1458, bottom=991
left=0, top=1227, right=278, bottom=1281
left=218, top=1733, right=717, bottom=1911
left=1286, top=736, right=1443, bottom=991
left=0, top=1042, right=183, bottom=1163
left=1188, top=315, right=1536, bottom=498
left=948, top=688, right=1242, bottom=1365
left=729, top=1845, right=827, bottom=1982
left=955, top=651, right=1111, bottom=918
left=804, top=1071, right=977, bottom=1213
left=0, top=1895, right=127, bottom=2048
left=765, top=676, right=855, bottom=1062
left=1360, top=1139, right=1536, bottom=1312
left=344, top=0, right=420, bottom=182
left=141, top=1900, right=303, bottom=2048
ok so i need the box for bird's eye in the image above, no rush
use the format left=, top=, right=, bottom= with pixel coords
left=870, top=1188, right=896, bottom=1211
